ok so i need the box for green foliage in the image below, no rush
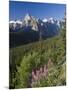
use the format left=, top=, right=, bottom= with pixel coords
left=9, top=21, right=66, bottom=88
left=32, top=63, right=66, bottom=87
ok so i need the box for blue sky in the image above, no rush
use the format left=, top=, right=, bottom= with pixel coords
left=9, top=1, right=66, bottom=21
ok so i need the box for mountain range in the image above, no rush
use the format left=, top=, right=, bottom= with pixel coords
left=9, top=14, right=63, bottom=48
left=9, top=13, right=61, bottom=31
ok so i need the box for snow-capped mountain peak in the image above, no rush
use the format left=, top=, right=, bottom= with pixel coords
left=16, top=20, right=22, bottom=24
left=48, top=18, right=55, bottom=24
left=9, top=20, right=22, bottom=30
left=24, top=13, right=32, bottom=21
left=9, top=20, right=16, bottom=24
left=22, top=13, right=39, bottom=31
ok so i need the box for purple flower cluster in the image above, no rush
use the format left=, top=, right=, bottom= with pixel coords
left=31, top=59, right=53, bottom=86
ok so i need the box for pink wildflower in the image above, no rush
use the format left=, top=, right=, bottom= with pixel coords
left=39, top=67, right=43, bottom=73
left=42, top=65, right=48, bottom=77
left=36, top=70, right=40, bottom=78
left=32, top=70, right=38, bottom=81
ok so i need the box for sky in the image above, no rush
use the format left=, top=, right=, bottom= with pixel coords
left=9, top=1, right=66, bottom=21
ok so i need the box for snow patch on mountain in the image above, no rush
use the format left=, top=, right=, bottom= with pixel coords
left=43, top=18, right=48, bottom=23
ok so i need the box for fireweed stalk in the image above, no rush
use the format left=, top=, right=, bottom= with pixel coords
left=31, top=59, right=53, bottom=87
